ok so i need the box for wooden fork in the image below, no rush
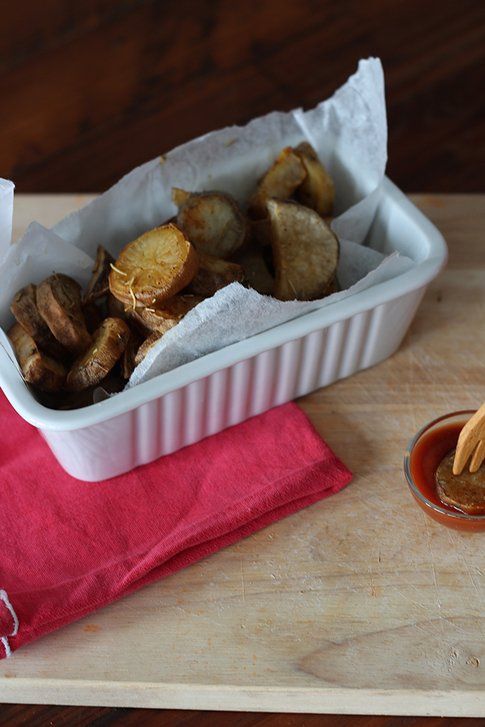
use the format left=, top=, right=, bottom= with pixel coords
left=453, top=403, right=485, bottom=475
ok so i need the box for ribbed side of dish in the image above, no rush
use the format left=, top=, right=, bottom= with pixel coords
left=42, top=287, right=425, bottom=481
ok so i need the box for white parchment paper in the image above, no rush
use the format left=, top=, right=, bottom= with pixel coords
left=0, top=57, right=414, bottom=392
left=0, top=179, right=14, bottom=261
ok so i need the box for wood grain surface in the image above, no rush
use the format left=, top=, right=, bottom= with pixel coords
left=0, top=193, right=484, bottom=725
left=0, top=0, right=484, bottom=193
left=1, top=1, right=484, bottom=723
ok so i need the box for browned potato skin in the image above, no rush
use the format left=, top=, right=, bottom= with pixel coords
left=251, top=218, right=271, bottom=248
left=295, top=142, right=335, bottom=217
left=36, top=274, right=91, bottom=355
left=436, top=450, right=485, bottom=515
left=84, top=245, right=115, bottom=302
left=267, top=199, right=339, bottom=301
left=129, top=294, right=203, bottom=335
left=8, top=322, right=66, bottom=392
left=83, top=300, right=104, bottom=334
left=107, top=293, right=128, bottom=319
left=248, top=147, right=307, bottom=218
left=109, top=224, right=199, bottom=308
left=173, top=189, right=248, bottom=259
left=188, top=254, right=244, bottom=298
left=66, top=317, right=130, bottom=392
left=134, top=332, right=162, bottom=367
left=233, top=244, right=274, bottom=296
left=10, top=283, right=67, bottom=359
left=121, top=330, right=143, bottom=379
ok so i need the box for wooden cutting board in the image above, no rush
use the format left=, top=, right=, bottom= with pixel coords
left=1, top=194, right=484, bottom=716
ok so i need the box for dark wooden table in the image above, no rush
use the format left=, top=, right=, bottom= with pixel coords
left=1, top=0, right=484, bottom=724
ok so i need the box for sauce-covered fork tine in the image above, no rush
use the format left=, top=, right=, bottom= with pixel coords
left=453, top=403, right=485, bottom=475
left=470, top=439, right=485, bottom=473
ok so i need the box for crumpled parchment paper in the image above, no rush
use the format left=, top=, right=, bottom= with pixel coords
left=0, top=57, right=414, bottom=392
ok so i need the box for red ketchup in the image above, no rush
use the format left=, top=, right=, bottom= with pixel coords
left=409, top=421, right=485, bottom=531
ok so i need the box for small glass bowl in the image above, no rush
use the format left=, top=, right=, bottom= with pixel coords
left=404, top=410, right=485, bottom=532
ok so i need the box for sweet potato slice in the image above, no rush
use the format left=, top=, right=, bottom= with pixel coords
left=10, top=283, right=67, bottom=359
left=436, top=450, right=485, bottom=515
left=36, top=274, right=91, bottom=355
left=173, top=188, right=248, bottom=259
left=66, top=317, right=130, bottom=391
left=130, top=294, right=202, bottom=335
left=267, top=199, right=339, bottom=301
left=8, top=322, right=66, bottom=392
left=84, top=245, right=115, bottom=302
left=248, top=147, right=306, bottom=218
left=295, top=142, right=334, bottom=216
left=109, top=224, right=199, bottom=308
left=188, top=253, right=244, bottom=298
left=134, top=332, right=162, bottom=367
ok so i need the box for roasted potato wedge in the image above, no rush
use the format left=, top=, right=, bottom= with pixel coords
left=267, top=199, right=339, bottom=301
left=135, top=332, right=162, bottom=367
left=295, top=142, right=334, bottom=217
left=171, top=188, right=190, bottom=208
left=36, top=274, right=91, bottom=355
left=121, top=330, right=143, bottom=379
left=130, top=294, right=202, bottom=335
left=84, top=245, right=115, bottom=302
left=233, top=245, right=274, bottom=296
left=109, top=224, right=199, bottom=308
left=172, top=188, right=248, bottom=259
left=66, top=317, right=130, bottom=391
left=8, top=322, right=66, bottom=392
left=107, top=292, right=127, bottom=319
left=56, top=388, right=98, bottom=410
left=248, top=147, right=306, bottom=218
left=251, top=218, right=271, bottom=248
left=10, top=283, right=67, bottom=359
left=83, top=300, right=104, bottom=333
left=188, top=253, right=244, bottom=298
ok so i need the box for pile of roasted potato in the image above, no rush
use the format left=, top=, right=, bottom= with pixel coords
left=8, top=142, right=338, bottom=409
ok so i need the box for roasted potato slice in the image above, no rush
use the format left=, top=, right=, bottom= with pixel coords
left=233, top=246, right=274, bottom=296
left=10, top=283, right=67, bottom=359
left=82, top=300, right=104, bottom=334
left=172, top=188, right=248, bottom=259
left=84, top=245, right=115, bottom=302
left=267, top=199, right=339, bottom=301
left=188, top=253, right=244, bottom=298
left=36, top=274, right=91, bottom=355
left=109, top=224, right=199, bottom=308
left=248, top=147, right=306, bottom=218
left=66, top=317, right=130, bottom=391
left=134, top=332, right=162, bottom=367
left=107, top=292, right=128, bottom=319
left=121, top=330, right=143, bottom=379
left=8, top=322, right=66, bottom=392
left=251, top=218, right=271, bottom=247
left=130, top=294, right=202, bottom=334
left=56, top=388, right=98, bottom=410
left=295, top=142, right=334, bottom=217
left=436, top=450, right=485, bottom=515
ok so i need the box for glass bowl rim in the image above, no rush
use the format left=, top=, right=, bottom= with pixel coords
left=404, top=409, right=485, bottom=521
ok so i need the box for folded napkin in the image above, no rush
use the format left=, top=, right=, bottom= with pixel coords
left=0, top=393, right=351, bottom=658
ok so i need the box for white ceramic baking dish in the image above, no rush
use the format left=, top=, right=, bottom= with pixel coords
left=0, top=178, right=446, bottom=481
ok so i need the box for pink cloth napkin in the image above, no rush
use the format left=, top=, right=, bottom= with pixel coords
left=0, top=393, right=351, bottom=658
